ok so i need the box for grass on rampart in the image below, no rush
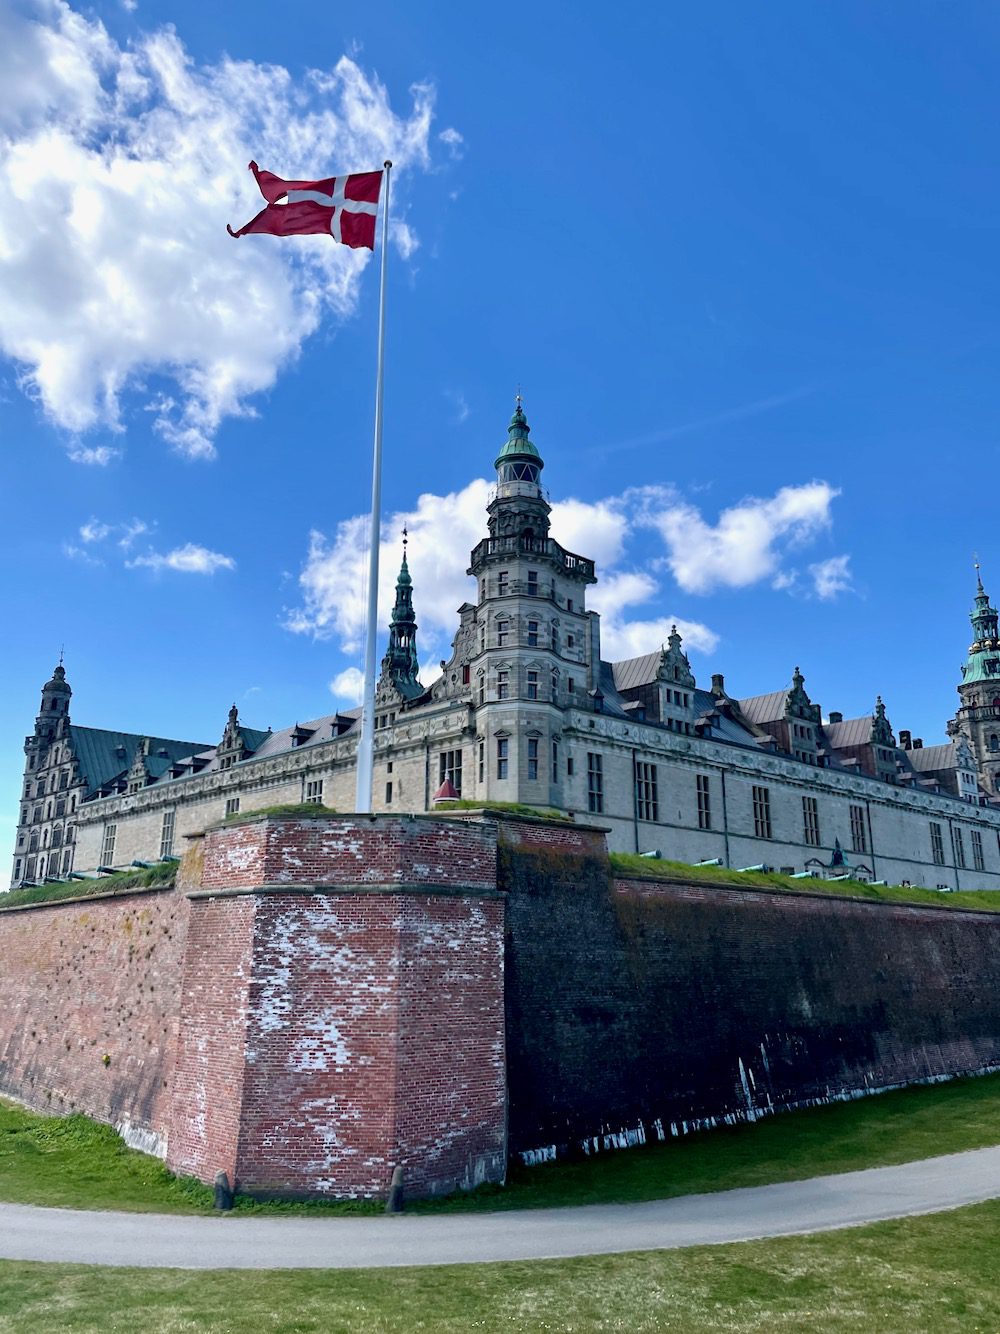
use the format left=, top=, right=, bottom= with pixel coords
left=611, top=850, right=1000, bottom=912
left=3, top=1200, right=1000, bottom=1331
left=431, top=798, right=574, bottom=821
left=5, top=1072, right=1000, bottom=1218
left=221, top=802, right=338, bottom=824
left=0, top=861, right=177, bottom=912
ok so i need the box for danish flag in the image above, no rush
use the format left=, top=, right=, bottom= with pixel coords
left=227, top=161, right=383, bottom=249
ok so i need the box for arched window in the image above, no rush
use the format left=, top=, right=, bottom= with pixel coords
left=37, top=856, right=46, bottom=878
left=42, top=829, right=48, bottom=848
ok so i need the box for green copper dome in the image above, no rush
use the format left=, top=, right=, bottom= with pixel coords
left=494, top=401, right=543, bottom=477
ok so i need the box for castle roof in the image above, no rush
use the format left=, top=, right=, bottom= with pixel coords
left=905, top=742, right=974, bottom=773
left=70, top=726, right=210, bottom=798
left=738, top=690, right=790, bottom=726
left=610, top=651, right=662, bottom=692
left=823, top=716, right=873, bottom=750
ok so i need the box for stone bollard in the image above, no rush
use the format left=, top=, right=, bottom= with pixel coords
left=385, top=1165, right=404, bottom=1214
left=214, top=1170, right=234, bottom=1211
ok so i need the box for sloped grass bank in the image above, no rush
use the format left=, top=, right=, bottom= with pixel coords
left=2, top=1199, right=1000, bottom=1331
left=5, top=1072, right=1000, bottom=1217
left=0, top=861, right=177, bottom=911
left=611, top=851, right=1000, bottom=911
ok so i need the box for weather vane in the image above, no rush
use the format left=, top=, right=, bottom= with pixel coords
left=402, top=525, right=408, bottom=551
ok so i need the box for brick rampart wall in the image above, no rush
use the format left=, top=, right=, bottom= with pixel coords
left=169, top=814, right=506, bottom=1198
left=0, top=843, right=202, bottom=1155
left=500, top=828, right=1000, bottom=1157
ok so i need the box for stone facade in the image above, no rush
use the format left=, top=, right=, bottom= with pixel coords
left=9, top=403, right=1000, bottom=894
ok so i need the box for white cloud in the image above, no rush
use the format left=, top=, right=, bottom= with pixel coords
left=0, top=2, right=439, bottom=460
left=445, top=388, right=470, bottom=424
left=637, top=481, right=841, bottom=594
left=288, top=479, right=720, bottom=671
left=438, top=127, right=464, bottom=159
left=127, top=542, right=235, bottom=574
left=67, top=444, right=118, bottom=466
left=810, top=554, right=852, bottom=600
left=330, top=667, right=364, bottom=705
left=288, top=474, right=846, bottom=676
left=79, top=519, right=111, bottom=543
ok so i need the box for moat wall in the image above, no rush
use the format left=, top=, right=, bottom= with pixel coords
left=500, top=828, right=1000, bottom=1157
left=2, top=810, right=1000, bottom=1195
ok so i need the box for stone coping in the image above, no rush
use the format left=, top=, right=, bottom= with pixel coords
left=188, top=807, right=611, bottom=836
left=0, top=880, right=176, bottom=915
left=188, top=880, right=504, bottom=901
left=613, top=870, right=1000, bottom=917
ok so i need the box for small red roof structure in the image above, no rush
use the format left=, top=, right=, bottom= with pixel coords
left=432, top=778, right=460, bottom=803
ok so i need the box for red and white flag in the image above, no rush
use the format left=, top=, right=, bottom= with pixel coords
left=228, top=161, right=384, bottom=249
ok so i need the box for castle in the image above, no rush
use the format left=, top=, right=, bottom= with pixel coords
left=9, top=402, right=1000, bottom=892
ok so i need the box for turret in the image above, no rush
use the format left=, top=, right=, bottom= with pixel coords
left=379, top=530, right=423, bottom=699
left=953, top=565, right=1000, bottom=797
left=35, top=662, right=72, bottom=741
left=485, top=397, right=552, bottom=545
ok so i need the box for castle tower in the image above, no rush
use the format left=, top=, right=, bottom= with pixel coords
left=379, top=532, right=422, bottom=698
left=952, top=569, right=1000, bottom=796
left=12, top=662, right=77, bottom=888
left=466, top=399, right=597, bottom=806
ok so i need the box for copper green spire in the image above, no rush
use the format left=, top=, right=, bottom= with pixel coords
left=381, top=527, right=421, bottom=696
left=494, top=394, right=543, bottom=479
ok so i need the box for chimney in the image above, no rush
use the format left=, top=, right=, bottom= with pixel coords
left=711, top=673, right=726, bottom=698
left=828, top=711, right=843, bottom=724
left=913, top=738, right=923, bottom=750
left=899, top=729, right=912, bottom=750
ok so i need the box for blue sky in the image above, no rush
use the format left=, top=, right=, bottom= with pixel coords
left=2, top=0, right=999, bottom=858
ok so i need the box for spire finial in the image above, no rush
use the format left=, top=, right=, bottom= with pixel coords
left=975, top=552, right=985, bottom=592
left=402, top=524, right=408, bottom=553
left=58, top=644, right=64, bottom=667
left=515, top=383, right=522, bottom=409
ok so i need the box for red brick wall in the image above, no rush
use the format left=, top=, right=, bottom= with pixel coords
left=0, top=847, right=200, bottom=1153
left=166, top=892, right=255, bottom=1185
left=202, top=814, right=497, bottom=892
left=172, top=815, right=506, bottom=1199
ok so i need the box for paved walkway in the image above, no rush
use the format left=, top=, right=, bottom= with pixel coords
left=3, top=1146, right=1000, bottom=1270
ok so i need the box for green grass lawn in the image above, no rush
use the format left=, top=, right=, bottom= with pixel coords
left=5, top=1071, right=1000, bottom=1218
left=2, top=1199, right=1000, bottom=1332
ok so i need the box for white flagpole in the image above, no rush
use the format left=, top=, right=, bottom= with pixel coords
left=354, top=159, right=392, bottom=814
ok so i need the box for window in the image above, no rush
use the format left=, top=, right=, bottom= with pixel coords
left=992, top=734, right=999, bottom=752
left=305, top=779, right=324, bottom=805
left=498, top=570, right=509, bottom=596
left=497, top=620, right=509, bottom=648
left=26, top=856, right=35, bottom=881
left=527, top=620, right=539, bottom=647
left=528, top=738, right=539, bottom=781
left=952, top=826, right=966, bottom=869
left=497, top=671, right=509, bottom=700
left=100, top=823, right=117, bottom=866
left=65, top=824, right=74, bottom=844
left=62, top=849, right=72, bottom=875
left=931, top=822, right=945, bottom=866
left=802, top=796, right=820, bottom=847
left=479, top=579, right=485, bottom=602
left=439, top=750, right=463, bottom=796
left=567, top=755, right=575, bottom=777
left=160, top=810, right=175, bottom=859
left=972, top=828, right=985, bottom=871
left=462, top=664, right=470, bottom=685
left=587, top=752, right=604, bottom=814
left=385, top=782, right=393, bottom=804
left=566, top=598, right=574, bottom=612
left=568, top=677, right=576, bottom=694
left=14, top=858, right=21, bottom=882
left=849, top=804, right=869, bottom=854
left=551, top=625, right=559, bottom=652
left=479, top=625, right=486, bottom=653
left=59, top=771, right=68, bottom=790
left=551, top=739, right=559, bottom=784
left=527, top=570, right=539, bottom=597
left=478, top=740, right=485, bottom=784
left=635, top=762, right=658, bottom=822
left=697, top=774, right=712, bottom=830
left=567, top=634, right=575, bottom=649
left=527, top=670, right=539, bottom=700
left=225, top=797, right=241, bottom=817
left=752, top=786, right=772, bottom=840
left=497, top=737, right=509, bottom=779
left=387, top=761, right=393, bottom=774
left=478, top=673, right=486, bottom=706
